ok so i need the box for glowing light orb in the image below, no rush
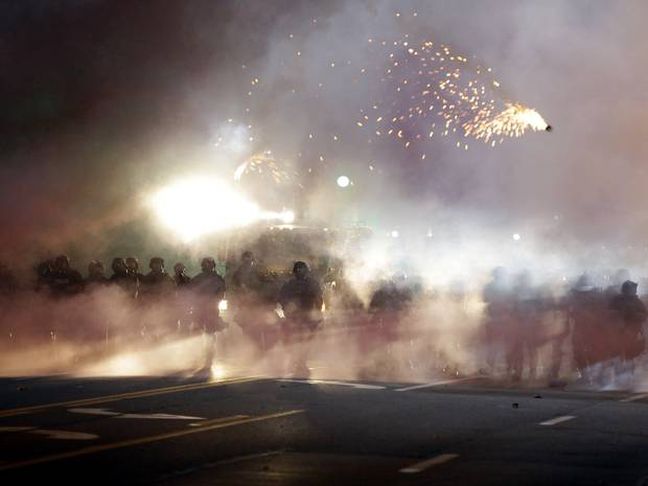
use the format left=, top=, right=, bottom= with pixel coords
left=512, top=233, right=521, bottom=241
left=210, top=363, right=227, bottom=380
left=337, top=175, right=350, bottom=188
left=391, top=230, right=400, bottom=238
left=279, top=209, right=296, bottom=224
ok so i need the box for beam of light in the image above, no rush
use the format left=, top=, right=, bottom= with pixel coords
left=147, top=176, right=295, bottom=241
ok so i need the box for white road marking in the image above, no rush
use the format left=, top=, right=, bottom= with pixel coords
left=189, top=415, right=249, bottom=427
left=619, top=393, right=648, bottom=403
left=277, top=379, right=386, bottom=390
left=157, top=450, right=285, bottom=481
left=69, top=407, right=204, bottom=421
left=30, top=429, right=98, bottom=440
left=69, top=407, right=120, bottom=416
left=394, top=377, right=477, bottom=392
left=117, top=413, right=204, bottom=420
left=400, top=453, right=459, bottom=473
left=0, top=409, right=304, bottom=471
left=539, top=415, right=575, bottom=426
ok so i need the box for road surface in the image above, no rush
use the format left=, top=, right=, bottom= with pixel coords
left=1, top=373, right=647, bottom=485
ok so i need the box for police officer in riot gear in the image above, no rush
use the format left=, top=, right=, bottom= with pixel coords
left=48, top=255, right=84, bottom=297
left=173, top=262, right=191, bottom=287
left=191, top=257, right=227, bottom=368
left=278, top=261, right=323, bottom=376
left=231, top=251, right=266, bottom=349
left=481, top=267, right=514, bottom=376
left=610, top=280, right=647, bottom=376
left=110, top=257, right=138, bottom=298
left=87, top=260, right=109, bottom=287
left=141, top=257, right=175, bottom=297
left=173, top=262, right=192, bottom=334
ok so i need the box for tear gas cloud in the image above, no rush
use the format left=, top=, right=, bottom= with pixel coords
left=2, top=1, right=647, bottom=268
left=1, top=1, right=648, bottom=387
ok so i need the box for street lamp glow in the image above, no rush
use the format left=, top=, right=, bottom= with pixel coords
left=279, top=209, right=295, bottom=224
left=337, top=175, right=350, bottom=188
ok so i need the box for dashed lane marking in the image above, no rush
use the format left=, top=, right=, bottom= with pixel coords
left=29, top=430, right=99, bottom=441
left=400, top=453, right=460, bottom=473
left=156, top=450, right=285, bottom=482
left=394, top=377, right=479, bottom=392
left=0, top=409, right=304, bottom=471
left=68, top=407, right=204, bottom=421
left=539, top=415, right=575, bottom=426
left=189, top=415, right=249, bottom=427
left=277, top=379, right=386, bottom=390
left=0, top=376, right=261, bottom=418
left=619, top=393, right=648, bottom=403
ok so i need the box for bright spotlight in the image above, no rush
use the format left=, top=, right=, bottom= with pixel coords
left=337, top=175, right=350, bottom=188
left=147, top=176, right=295, bottom=241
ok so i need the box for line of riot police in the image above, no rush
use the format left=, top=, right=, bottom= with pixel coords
left=0, top=253, right=646, bottom=384
left=481, top=268, right=647, bottom=387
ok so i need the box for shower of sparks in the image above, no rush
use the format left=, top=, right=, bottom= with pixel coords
left=464, top=102, right=549, bottom=143
left=233, top=150, right=294, bottom=184
left=225, top=18, right=548, bottom=176
left=359, top=37, right=549, bottom=155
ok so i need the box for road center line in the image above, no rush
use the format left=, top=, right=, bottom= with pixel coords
left=189, top=415, right=249, bottom=427
left=277, top=379, right=386, bottom=390
left=394, top=377, right=477, bottom=392
left=619, top=393, right=648, bottom=403
left=29, top=429, right=99, bottom=441
left=0, top=376, right=261, bottom=418
left=400, top=453, right=459, bottom=473
left=68, top=407, right=204, bottom=421
left=157, top=450, right=285, bottom=482
left=0, top=409, right=304, bottom=472
left=539, top=415, right=575, bottom=426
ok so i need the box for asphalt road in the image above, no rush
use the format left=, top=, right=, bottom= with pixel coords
left=1, top=373, right=647, bottom=485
